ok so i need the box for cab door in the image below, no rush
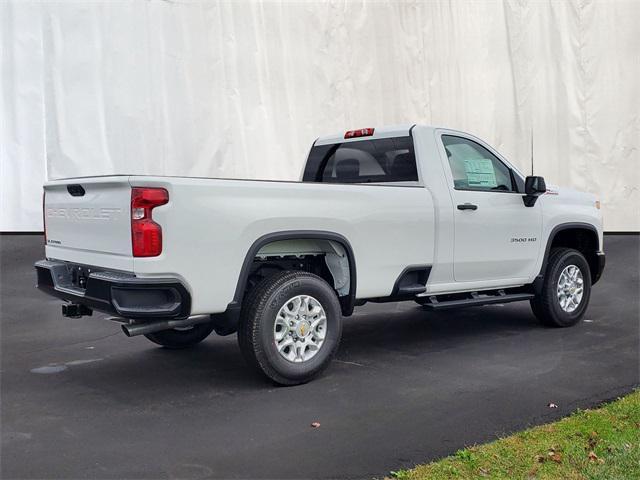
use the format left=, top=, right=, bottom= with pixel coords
left=439, top=134, right=542, bottom=283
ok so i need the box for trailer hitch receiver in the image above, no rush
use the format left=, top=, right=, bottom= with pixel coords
left=62, top=303, right=93, bottom=318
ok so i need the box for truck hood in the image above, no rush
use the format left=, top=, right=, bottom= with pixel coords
left=545, top=184, right=597, bottom=205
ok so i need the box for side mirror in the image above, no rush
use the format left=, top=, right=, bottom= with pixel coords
left=523, top=176, right=546, bottom=207
left=525, top=176, right=546, bottom=195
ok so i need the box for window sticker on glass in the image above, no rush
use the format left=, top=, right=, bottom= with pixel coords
left=463, top=158, right=497, bottom=188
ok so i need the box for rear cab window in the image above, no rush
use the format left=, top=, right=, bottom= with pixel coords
left=302, top=135, right=419, bottom=184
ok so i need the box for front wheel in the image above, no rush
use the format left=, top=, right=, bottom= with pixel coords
left=530, top=247, right=592, bottom=327
left=237, top=271, right=343, bottom=386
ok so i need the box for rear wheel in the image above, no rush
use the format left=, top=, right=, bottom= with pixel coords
left=530, top=247, right=591, bottom=327
left=238, top=271, right=342, bottom=386
left=144, top=322, right=215, bottom=349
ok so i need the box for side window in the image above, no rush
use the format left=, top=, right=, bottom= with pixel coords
left=302, top=136, right=418, bottom=183
left=441, top=135, right=515, bottom=192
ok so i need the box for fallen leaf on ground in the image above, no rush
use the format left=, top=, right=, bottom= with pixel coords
left=548, top=452, right=562, bottom=463
left=588, top=451, right=599, bottom=462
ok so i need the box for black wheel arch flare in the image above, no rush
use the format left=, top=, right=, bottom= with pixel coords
left=211, top=230, right=358, bottom=335
left=533, top=222, right=602, bottom=293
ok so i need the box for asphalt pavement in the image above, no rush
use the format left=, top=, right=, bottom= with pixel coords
left=1, top=234, right=638, bottom=479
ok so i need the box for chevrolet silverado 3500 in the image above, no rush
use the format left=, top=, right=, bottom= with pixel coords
left=36, top=125, right=605, bottom=385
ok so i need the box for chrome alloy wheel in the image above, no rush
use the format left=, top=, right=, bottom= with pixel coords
left=273, top=295, right=327, bottom=363
left=556, top=264, right=584, bottom=313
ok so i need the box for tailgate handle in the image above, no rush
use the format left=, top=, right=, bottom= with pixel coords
left=67, top=184, right=86, bottom=197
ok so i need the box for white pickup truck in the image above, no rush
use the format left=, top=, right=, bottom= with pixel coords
left=36, top=125, right=605, bottom=385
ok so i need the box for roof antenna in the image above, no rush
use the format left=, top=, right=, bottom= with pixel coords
left=530, top=128, right=534, bottom=176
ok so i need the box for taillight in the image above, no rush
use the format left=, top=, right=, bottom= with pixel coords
left=131, top=187, right=169, bottom=257
left=344, top=128, right=374, bottom=139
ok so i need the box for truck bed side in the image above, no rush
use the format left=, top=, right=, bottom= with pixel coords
left=128, top=176, right=435, bottom=314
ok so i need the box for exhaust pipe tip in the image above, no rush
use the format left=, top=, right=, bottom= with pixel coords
left=121, top=324, right=133, bottom=337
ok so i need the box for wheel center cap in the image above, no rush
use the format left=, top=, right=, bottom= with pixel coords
left=296, top=321, right=311, bottom=338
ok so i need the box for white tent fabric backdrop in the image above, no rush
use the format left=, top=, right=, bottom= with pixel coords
left=1, top=0, right=638, bottom=231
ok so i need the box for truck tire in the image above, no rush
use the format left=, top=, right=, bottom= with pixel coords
left=530, top=247, right=592, bottom=327
left=144, top=322, right=215, bottom=349
left=238, top=271, right=342, bottom=386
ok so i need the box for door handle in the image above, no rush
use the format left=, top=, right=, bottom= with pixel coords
left=457, top=203, right=478, bottom=211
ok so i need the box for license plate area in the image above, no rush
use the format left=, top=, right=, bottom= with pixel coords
left=68, top=264, right=92, bottom=290
left=48, top=262, right=102, bottom=294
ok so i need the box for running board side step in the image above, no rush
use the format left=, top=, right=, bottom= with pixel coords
left=421, top=292, right=535, bottom=310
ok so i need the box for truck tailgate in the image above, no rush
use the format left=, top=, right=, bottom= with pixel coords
left=44, top=176, right=133, bottom=271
